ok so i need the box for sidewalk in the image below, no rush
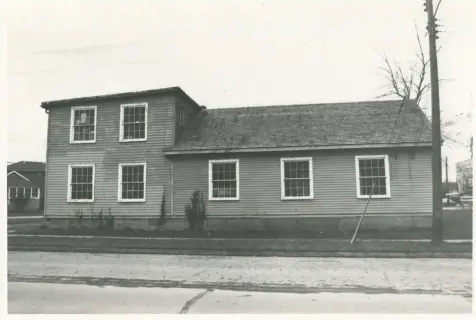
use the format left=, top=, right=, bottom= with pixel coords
left=8, top=251, right=472, bottom=297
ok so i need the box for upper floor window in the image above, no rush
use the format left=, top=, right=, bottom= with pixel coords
left=355, top=155, right=391, bottom=198
left=280, top=157, right=314, bottom=200
left=120, top=103, right=148, bottom=142
left=70, top=106, right=97, bottom=143
left=118, top=163, right=146, bottom=202
left=209, top=159, right=239, bottom=200
left=67, top=164, right=95, bottom=202
left=176, top=105, right=185, bottom=126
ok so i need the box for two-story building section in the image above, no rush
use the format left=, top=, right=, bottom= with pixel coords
left=41, top=86, right=434, bottom=233
left=41, top=87, right=202, bottom=229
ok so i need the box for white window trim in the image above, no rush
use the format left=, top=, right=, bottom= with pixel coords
left=355, top=155, right=391, bottom=199
left=8, top=187, right=40, bottom=199
left=208, top=159, right=240, bottom=201
left=280, top=157, right=314, bottom=200
left=118, top=163, right=147, bottom=202
left=31, top=188, right=40, bottom=199
left=7, top=171, right=31, bottom=181
left=119, top=103, right=148, bottom=142
left=67, top=164, right=96, bottom=203
left=69, top=106, right=97, bottom=144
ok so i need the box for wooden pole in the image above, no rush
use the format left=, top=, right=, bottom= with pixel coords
left=350, top=179, right=377, bottom=244
left=426, top=0, right=443, bottom=245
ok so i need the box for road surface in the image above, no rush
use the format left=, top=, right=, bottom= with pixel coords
left=8, top=282, right=472, bottom=314
left=8, top=252, right=472, bottom=313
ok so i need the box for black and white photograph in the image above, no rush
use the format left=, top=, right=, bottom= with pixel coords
left=3, top=0, right=474, bottom=315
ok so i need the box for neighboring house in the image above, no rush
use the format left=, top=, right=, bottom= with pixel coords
left=456, top=159, right=473, bottom=195
left=41, top=87, right=433, bottom=232
left=7, top=161, right=46, bottom=213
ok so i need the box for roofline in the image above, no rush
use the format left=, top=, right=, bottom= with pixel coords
left=164, top=142, right=433, bottom=156
left=40, top=86, right=202, bottom=111
left=7, top=171, right=31, bottom=181
left=206, top=98, right=418, bottom=111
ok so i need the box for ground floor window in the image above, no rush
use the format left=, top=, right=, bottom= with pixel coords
left=8, top=187, right=40, bottom=199
left=280, top=157, right=314, bottom=200
left=355, top=155, right=391, bottom=198
left=118, top=163, right=146, bottom=202
left=68, top=164, right=95, bottom=202
left=209, top=159, right=239, bottom=200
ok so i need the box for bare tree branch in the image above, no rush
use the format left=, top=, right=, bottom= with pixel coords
left=434, top=0, right=443, bottom=19
left=376, top=14, right=461, bottom=148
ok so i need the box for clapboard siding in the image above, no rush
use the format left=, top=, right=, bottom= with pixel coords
left=172, top=148, right=432, bottom=216
left=45, top=94, right=176, bottom=217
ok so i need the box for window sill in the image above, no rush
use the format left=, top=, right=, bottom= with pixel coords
left=119, top=139, right=147, bottom=143
left=281, top=196, right=314, bottom=201
left=67, top=199, right=95, bottom=203
left=70, top=140, right=96, bottom=144
left=357, top=195, right=391, bottom=199
left=118, top=199, right=146, bottom=203
left=209, top=197, right=240, bottom=201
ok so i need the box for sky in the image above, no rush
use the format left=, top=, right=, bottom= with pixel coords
left=5, top=0, right=475, bottom=181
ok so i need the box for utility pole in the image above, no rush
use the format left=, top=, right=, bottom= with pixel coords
left=424, top=0, right=443, bottom=244
left=445, top=157, right=448, bottom=186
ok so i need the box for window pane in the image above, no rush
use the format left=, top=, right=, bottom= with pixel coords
left=122, top=106, right=146, bottom=140
left=32, top=188, right=39, bottom=197
left=359, top=177, right=387, bottom=196
left=284, top=178, right=310, bottom=197
left=121, top=165, right=145, bottom=199
left=9, top=188, right=15, bottom=198
left=70, top=166, right=94, bottom=200
left=210, top=162, right=238, bottom=199
left=73, top=109, right=95, bottom=141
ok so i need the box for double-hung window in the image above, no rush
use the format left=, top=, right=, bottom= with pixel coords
left=120, top=103, right=148, bottom=142
left=8, top=187, right=40, bottom=199
left=209, top=160, right=239, bottom=200
left=355, top=155, right=391, bottom=198
left=70, top=106, right=97, bottom=143
left=281, top=157, right=314, bottom=200
left=68, top=164, right=95, bottom=202
left=118, top=163, right=146, bottom=202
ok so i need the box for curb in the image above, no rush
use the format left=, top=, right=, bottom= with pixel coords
left=8, top=246, right=473, bottom=259
left=8, top=275, right=472, bottom=298
left=7, top=234, right=473, bottom=243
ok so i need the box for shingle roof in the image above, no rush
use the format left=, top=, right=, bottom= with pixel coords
left=7, top=161, right=46, bottom=172
left=167, top=99, right=432, bottom=154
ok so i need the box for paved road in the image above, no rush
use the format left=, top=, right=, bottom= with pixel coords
left=8, top=252, right=472, bottom=296
left=8, top=282, right=472, bottom=314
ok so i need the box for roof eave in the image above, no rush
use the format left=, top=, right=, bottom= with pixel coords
left=40, top=86, right=201, bottom=111
left=164, top=142, right=433, bottom=156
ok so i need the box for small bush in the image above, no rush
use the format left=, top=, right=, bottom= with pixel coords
left=185, top=190, right=206, bottom=231
left=10, top=195, right=29, bottom=212
left=159, top=189, right=166, bottom=226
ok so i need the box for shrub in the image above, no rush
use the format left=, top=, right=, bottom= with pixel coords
left=104, top=208, right=114, bottom=230
left=10, top=195, right=29, bottom=212
left=159, top=189, right=166, bottom=226
left=185, top=190, right=206, bottom=231
left=74, top=210, right=84, bottom=228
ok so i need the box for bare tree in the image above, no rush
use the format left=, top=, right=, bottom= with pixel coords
left=376, top=23, right=461, bottom=145
left=377, top=26, right=430, bottom=106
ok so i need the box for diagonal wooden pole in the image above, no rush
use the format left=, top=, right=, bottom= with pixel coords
left=350, top=179, right=377, bottom=244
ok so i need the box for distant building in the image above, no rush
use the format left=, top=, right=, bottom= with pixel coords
left=456, top=159, right=473, bottom=195
left=7, top=161, right=46, bottom=213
